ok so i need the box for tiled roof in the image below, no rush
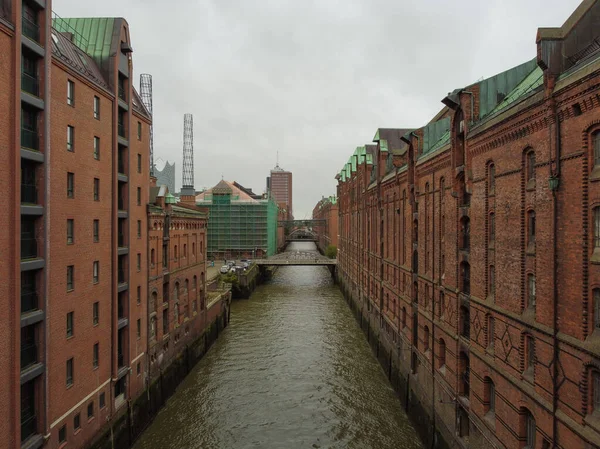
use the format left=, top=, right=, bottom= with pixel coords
left=51, top=30, right=109, bottom=89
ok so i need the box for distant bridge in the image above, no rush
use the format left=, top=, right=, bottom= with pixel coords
left=254, top=250, right=336, bottom=267
left=286, top=229, right=318, bottom=242
left=278, top=219, right=326, bottom=227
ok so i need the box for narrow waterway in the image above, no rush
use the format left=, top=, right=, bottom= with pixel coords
left=133, top=242, right=422, bottom=449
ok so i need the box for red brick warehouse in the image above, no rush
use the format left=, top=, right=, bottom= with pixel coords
left=333, top=1, right=600, bottom=448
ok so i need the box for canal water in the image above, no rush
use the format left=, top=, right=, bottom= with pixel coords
left=133, top=242, right=422, bottom=449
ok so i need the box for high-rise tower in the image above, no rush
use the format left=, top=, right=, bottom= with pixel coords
left=181, top=113, right=195, bottom=201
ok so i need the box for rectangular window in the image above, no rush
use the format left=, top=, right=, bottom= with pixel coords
left=163, top=308, right=168, bottom=335
left=67, top=172, right=74, bottom=198
left=74, top=413, right=80, bottom=430
left=526, top=337, right=535, bottom=372
left=489, top=214, right=495, bottom=243
left=66, top=358, right=74, bottom=386
left=489, top=382, right=495, bottom=413
left=137, top=154, right=142, bottom=173
left=137, top=286, right=141, bottom=304
left=489, top=265, right=495, bottom=295
left=93, top=220, right=99, bottom=242
left=594, top=132, right=600, bottom=167
left=67, top=265, right=74, bottom=291
left=528, top=211, right=536, bottom=247
left=527, top=152, right=536, bottom=181
left=528, top=274, right=536, bottom=310
left=87, top=402, right=94, bottom=419
left=93, top=261, right=99, bottom=284
left=59, top=424, right=67, bottom=443
left=93, top=96, right=100, bottom=119
left=593, top=371, right=600, bottom=412
left=99, top=392, right=106, bottom=409
left=595, top=290, right=600, bottom=330
left=594, top=207, right=600, bottom=249
left=93, top=178, right=99, bottom=201
left=93, top=301, right=99, bottom=325
left=526, top=413, right=536, bottom=448
left=66, top=311, right=74, bottom=338
left=67, top=80, right=74, bottom=105
left=93, top=136, right=100, bottom=160
left=67, top=125, right=74, bottom=151
left=67, top=219, right=74, bottom=244
left=93, top=343, right=99, bottom=368
left=137, top=187, right=141, bottom=206
left=137, top=319, right=141, bottom=338
left=137, top=362, right=141, bottom=375
left=137, top=121, right=142, bottom=140
left=137, top=220, right=142, bottom=238
left=137, top=253, right=141, bottom=271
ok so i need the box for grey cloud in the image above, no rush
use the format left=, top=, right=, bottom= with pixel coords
left=54, top=0, right=581, bottom=217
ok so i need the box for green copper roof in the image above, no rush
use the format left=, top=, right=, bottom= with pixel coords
left=488, top=65, right=543, bottom=116
left=477, top=58, right=537, bottom=119
left=165, top=193, right=177, bottom=204
left=422, top=117, right=450, bottom=156
left=379, top=139, right=388, bottom=153
left=52, top=17, right=116, bottom=74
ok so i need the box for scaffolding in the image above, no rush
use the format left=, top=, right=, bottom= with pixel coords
left=199, top=192, right=278, bottom=259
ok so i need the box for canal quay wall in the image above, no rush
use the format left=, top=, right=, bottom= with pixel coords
left=338, top=276, right=454, bottom=449
left=88, top=294, right=231, bottom=449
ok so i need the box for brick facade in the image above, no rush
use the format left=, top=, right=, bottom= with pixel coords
left=335, top=2, right=600, bottom=448
left=312, top=196, right=338, bottom=253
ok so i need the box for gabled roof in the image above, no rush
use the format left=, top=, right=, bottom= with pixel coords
left=51, top=29, right=109, bottom=89
left=211, top=180, right=233, bottom=195
left=132, top=87, right=151, bottom=119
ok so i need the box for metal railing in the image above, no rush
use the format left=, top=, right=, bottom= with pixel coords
left=21, top=128, right=38, bottom=150
left=118, top=85, right=126, bottom=101
left=20, top=414, right=36, bottom=442
left=21, top=183, right=37, bottom=204
left=21, top=291, right=38, bottom=313
left=21, top=238, right=37, bottom=259
left=20, top=342, right=37, bottom=370
left=22, top=16, right=39, bottom=42
left=21, top=72, right=39, bottom=96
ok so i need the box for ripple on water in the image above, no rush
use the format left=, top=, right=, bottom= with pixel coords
left=133, top=242, right=423, bottom=449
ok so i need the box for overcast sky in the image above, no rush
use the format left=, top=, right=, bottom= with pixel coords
left=55, top=0, right=580, bottom=218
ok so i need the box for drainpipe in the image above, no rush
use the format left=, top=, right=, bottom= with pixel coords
left=550, top=95, right=561, bottom=448
left=43, top=5, right=52, bottom=439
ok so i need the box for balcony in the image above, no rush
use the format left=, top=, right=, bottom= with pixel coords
left=21, top=72, right=39, bottom=96
left=22, top=17, right=39, bottom=42
left=21, top=413, right=37, bottom=443
left=21, top=238, right=37, bottom=260
left=118, top=157, right=125, bottom=174
left=118, top=233, right=125, bottom=247
left=20, top=340, right=37, bottom=370
left=118, top=268, right=126, bottom=284
left=21, top=183, right=37, bottom=204
left=118, top=85, right=126, bottom=102
left=21, top=128, right=38, bottom=151
left=21, top=291, right=38, bottom=314
left=118, top=123, right=126, bottom=138
left=118, top=352, right=124, bottom=368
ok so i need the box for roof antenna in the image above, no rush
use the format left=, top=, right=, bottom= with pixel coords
left=221, top=173, right=224, bottom=180
left=276, top=151, right=279, bottom=168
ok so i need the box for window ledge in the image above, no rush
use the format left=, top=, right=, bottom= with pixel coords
left=526, top=179, right=536, bottom=191
left=584, top=413, right=600, bottom=433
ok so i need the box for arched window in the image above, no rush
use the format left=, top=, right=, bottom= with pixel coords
left=460, top=351, right=470, bottom=397
left=592, top=369, right=600, bottom=414
left=174, top=303, right=179, bottom=323
left=192, top=242, right=195, bottom=256
left=488, top=163, right=495, bottom=194
left=527, top=151, right=536, bottom=182
left=151, top=291, right=157, bottom=313
left=440, top=178, right=445, bottom=204
left=174, top=282, right=179, bottom=302
left=184, top=279, right=189, bottom=294
left=439, top=291, right=445, bottom=318
left=524, top=334, right=535, bottom=375
left=193, top=275, right=197, bottom=290
left=461, top=262, right=470, bottom=295
left=521, top=408, right=536, bottom=449
left=200, top=240, right=203, bottom=256
left=438, top=338, right=446, bottom=368
left=489, top=213, right=495, bottom=244
left=489, top=265, right=495, bottom=296
left=183, top=244, right=187, bottom=258
left=460, top=217, right=470, bottom=251
left=174, top=245, right=178, bottom=260
left=484, top=377, right=495, bottom=416
left=402, top=307, right=407, bottom=328
left=423, top=325, right=430, bottom=351
left=150, top=248, right=155, bottom=267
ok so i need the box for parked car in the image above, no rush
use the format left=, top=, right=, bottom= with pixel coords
left=241, top=262, right=249, bottom=268
left=220, top=265, right=229, bottom=274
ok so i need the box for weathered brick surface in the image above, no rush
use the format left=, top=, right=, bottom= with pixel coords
left=334, top=5, right=600, bottom=448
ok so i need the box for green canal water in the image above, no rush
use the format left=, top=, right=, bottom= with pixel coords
left=133, top=242, right=422, bottom=449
